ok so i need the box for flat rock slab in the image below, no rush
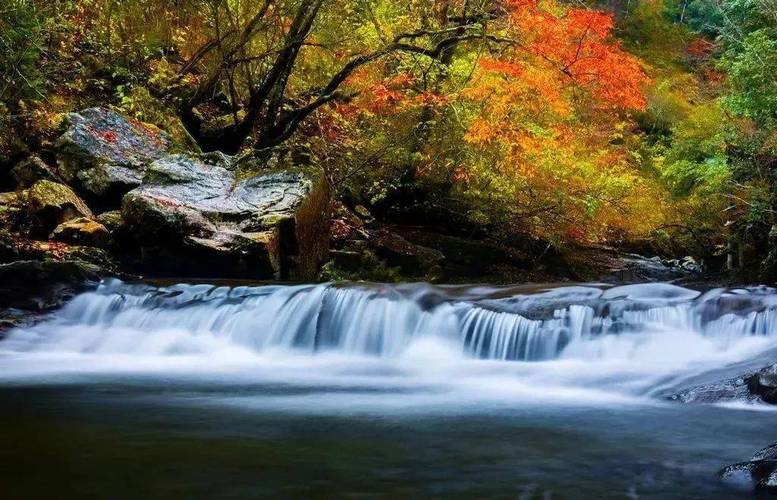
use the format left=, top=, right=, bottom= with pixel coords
left=136, top=154, right=312, bottom=227
left=122, top=154, right=328, bottom=279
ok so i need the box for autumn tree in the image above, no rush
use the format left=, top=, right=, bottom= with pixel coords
left=456, top=0, right=655, bottom=242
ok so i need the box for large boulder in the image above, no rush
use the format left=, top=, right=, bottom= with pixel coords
left=121, top=154, right=329, bottom=279
left=27, top=180, right=93, bottom=237
left=56, top=107, right=171, bottom=200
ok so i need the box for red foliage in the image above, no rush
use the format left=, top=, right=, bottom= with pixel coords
left=500, top=0, right=649, bottom=110
left=686, top=37, right=715, bottom=60
left=97, top=130, right=118, bottom=144
left=152, top=196, right=181, bottom=208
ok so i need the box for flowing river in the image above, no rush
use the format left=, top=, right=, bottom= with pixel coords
left=2, top=280, right=777, bottom=498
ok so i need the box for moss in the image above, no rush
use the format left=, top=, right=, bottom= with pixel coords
left=319, top=250, right=403, bottom=283
left=27, top=180, right=93, bottom=236
left=28, top=180, right=91, bottom=216
left=97, top=210, right=123, bottom=232
left=255, top=213, right=295, bottom=229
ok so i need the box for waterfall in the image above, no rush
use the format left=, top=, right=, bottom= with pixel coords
left=5, top=279, right=777, bottom=364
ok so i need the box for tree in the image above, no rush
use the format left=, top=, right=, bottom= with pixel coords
left=458, top=0, right=654, bottom=242
left=177, top=0, right=504, bottom=153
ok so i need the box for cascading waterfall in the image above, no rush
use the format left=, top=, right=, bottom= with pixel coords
left=3, top=279, right=777, bottom=402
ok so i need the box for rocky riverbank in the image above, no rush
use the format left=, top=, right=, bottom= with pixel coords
left=2, top=107, right=330, bottom=280
left=1, top=107, right=709, bottom=290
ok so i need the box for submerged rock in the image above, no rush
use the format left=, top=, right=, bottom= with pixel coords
left=56, top=107, right=171, bottom=199
left=719, top=444, right=777, bottom=493
left=667, top=361, right=777, bottom=405
left=27, top=180, right=93, bottom=236
left=121, top=154, right=329, bottom=279
left=747, top=364, right=777, bottom=404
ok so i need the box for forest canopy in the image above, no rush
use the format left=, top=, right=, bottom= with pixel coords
left=2, top=0, right=777, bottom=279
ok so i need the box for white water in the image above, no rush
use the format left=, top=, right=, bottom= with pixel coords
left=2, top=280, right=777, bottom=407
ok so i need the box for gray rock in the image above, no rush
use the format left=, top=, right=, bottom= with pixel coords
left=666, top=373, right=753, bottom=404
left=667, top=361, right=777, bottom=405
left=121, top=154, right=329, bottom=279
left=679, top=255, right=702, bottom=273
left=11, top=156, right=61, bottom=188
left=56, top=107, right=171, bottom=199
left=753, top=443, right=777, bottom=462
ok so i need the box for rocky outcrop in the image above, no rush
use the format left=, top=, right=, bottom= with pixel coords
left=719, top=443, right=777, bottom=493
left=327, top=203, right=550, bottom=282
left=97, top=210, right=123, bottom=231
left=563, top=245, right=702, bottom=283
left=121, top=154, right=329, bottom=279
left=364, top=229, right=445, bottom=278
left=0, top=191, right=28, bottom=230
left=27, top=180, right=93, bottom=236
left=56, top=107, right=171, bottom=200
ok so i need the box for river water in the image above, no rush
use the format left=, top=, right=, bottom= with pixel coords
left=1, top=280, right=776, bottom=498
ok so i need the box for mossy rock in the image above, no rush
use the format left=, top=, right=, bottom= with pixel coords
left=27, top=180, right=93, bottom=237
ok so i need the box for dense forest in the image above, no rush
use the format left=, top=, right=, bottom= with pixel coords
left=1, top=0, right=776, bottom=283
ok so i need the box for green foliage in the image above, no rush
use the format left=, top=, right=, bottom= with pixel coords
left=666, top=103, right=727, bottom=162
left=319, top=251, right=404, bottom=283
left=0, top=0, right=50, bottom=102
left=721, top=30, right=777, bottom=128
